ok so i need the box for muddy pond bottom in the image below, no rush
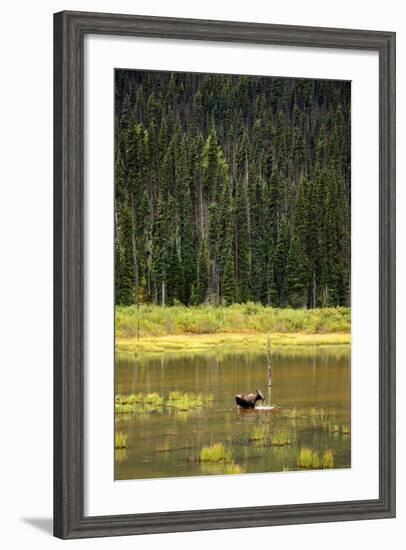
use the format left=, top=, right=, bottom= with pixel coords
left=115, top=346, right=351, bottom=480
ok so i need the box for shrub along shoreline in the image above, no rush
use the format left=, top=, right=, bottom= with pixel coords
left=115, top=304, right=350, bottom=356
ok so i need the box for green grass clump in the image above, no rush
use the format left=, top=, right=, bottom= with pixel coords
left=322, top=449, right=334, bottom=468
left=116, top=393, right=143, bottom=405
left=115, top=431, right=128, bottom=449
left=199, top=446, right=242, bottom=475
left=311, top=452, right=321, bottom=469
left=115, top=391, right=213, bottom=414
left=250, top=425, right=268, bottom=441
left=298, top=448, right=313, bottom=468
left=168, top=391, right=184, bottom=401
left=115, top=393, right=145, bottom=413
left=144, top=392, right=164, bottom=406
left=298, top=448, right=334, bottom=469
left=271, top=431, right=292, bottom=446
left=200, top=443, right=233, bottom=463
left=115, top=392, right=165, bottom=414
left=341, top=424, right=351, bottom=435
left=167, top=391, right=213, bottom=411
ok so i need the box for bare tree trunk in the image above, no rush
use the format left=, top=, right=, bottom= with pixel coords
left=267, top=334, right=272, bottom=404
left=131, top=193, right=140, bottom=340
left=161, top=278, right=166, bottom=308
left=134, top=254, right=140, bottom=340
left=147, top=249, right=151, bottom=300
left=267, top=334, right=272, bottom=386
left=312, top=269, right=317, bottom=309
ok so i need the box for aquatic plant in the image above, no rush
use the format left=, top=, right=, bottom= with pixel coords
left=250, top=425, right=268, bottom=441
left=115, top=431, right=128, bottom=449
left=271, top=431, right=293, bottom=446
left=200, top=443, right=233, bottom=463
left=298, top=447, right=334, bottom=469
left=115, top=393, right=164, bottom=414
left=322, top=449, right=334, bottom=468
left=298, top=448, right=313, bottom=468
left=311, top=452, right=321, bottom=469
left=166, top=391, right=213, bottom=411
left=115, top=393, right=143, bottom=405
left=168, top=391, right=184, bottom=401
left=144, top=392, right=164, bottom=406
left=115, top=391, right=214, bottom=415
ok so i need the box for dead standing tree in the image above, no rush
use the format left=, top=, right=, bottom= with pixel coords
left=267, top=334, right=272, bottom=403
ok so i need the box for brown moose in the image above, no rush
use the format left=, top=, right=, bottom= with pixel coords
left=235, top=390, right=265, bottom=409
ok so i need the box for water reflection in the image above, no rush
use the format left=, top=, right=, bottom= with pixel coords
left=115, top=346, right=351, bottom=480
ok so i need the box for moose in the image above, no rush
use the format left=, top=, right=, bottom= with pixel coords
left=235, top=390, right=265, bottom=409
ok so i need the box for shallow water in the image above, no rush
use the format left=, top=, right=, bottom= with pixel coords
left=115, top=346, right=351, bottom=479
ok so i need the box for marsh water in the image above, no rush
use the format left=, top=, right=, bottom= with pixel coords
left=115, top=346, right=351, bottom=479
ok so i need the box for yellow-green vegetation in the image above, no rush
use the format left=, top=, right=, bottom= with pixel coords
left=115, top=305, right=350, bottom=357
left=271, top=431, right=293, bottom=447
left=312, top=452, right=321, bottom=469
left=341, top=424, right=351, bottom=435
left=200, top=443, right=233, bottom=463
left=250, top=425, right=269, bottom=441
left=298, top=447, right=314, bottom=468
left=117, top=332, right=350, bottom=357
left=116, top=304, right=350, bottom=338
left=322, top=449, right=335, bottom=469
left=115, top=391, right=213, bottom=414
left=115, top=431, right=128, bottom=449
left=199, top=443, right=242, bottom=475
left=167, top=391, right=213, bottom=411
left=144, top=392, right=164, bottom=405
left=298, top=447, right=334, bottom=469
left=115, top=393, right=165, bottom=414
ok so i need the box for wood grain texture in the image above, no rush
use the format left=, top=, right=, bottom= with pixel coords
left=53, top=10, right=396, bottom=539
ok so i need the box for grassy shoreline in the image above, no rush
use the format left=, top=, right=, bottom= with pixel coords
left=115, top=304, right=350, bottom=357
left=116, top=331, right=350, bottom=357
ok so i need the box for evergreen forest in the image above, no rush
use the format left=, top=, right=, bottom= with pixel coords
left=115, top=70, right=351, bottom=309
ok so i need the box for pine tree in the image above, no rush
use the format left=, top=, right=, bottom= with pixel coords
left=114, top=70, right=351, bottom=308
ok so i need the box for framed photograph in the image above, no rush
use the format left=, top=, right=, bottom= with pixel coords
left=54, top=10, right=396, bottom=539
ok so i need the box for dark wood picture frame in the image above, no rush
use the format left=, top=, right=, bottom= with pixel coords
left=54, top=10, right=396, bottom=539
